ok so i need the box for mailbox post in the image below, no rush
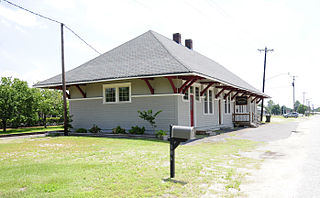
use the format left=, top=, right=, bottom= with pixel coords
left=169, top=125, right=195, bottom=178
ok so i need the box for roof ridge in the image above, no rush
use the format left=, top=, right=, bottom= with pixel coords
left=149, top=30, right=192, bottom=72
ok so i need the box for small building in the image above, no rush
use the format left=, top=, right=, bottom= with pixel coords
left=34, top=30, right=269, bottom=133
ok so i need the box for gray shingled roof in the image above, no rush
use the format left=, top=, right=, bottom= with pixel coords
left=34, top=30, right=267, bottom=97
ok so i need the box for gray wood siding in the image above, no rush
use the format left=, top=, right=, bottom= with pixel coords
left=68, top=77, right=180, bottom=99
left=69, top=96, right=178, bottom=133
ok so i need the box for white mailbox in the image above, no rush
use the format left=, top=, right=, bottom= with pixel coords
left=171, top=125, right=196, bottom=140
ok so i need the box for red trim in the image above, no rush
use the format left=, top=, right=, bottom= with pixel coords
left=224, top=90, right=233, bottom=99
left=75, top=85, right=86, bottom=98
left=200, top=82, right=216, bottom=96
left=241, top=92, right=247, bottom=96
left=182, top=78, right=198, bottom=94
left=251, top=96, right=258, bottom=103
left=215, top=88, right=226, bottom=99
left=256, top=98, right=262, bottom=103
left=142, top=79, right=154, bottom=94
left=165, top=76, right=177, bottom=93
left=231, top=92, right=239, bottom=100
left=178, top=79, right=192, bottom=93
left=190, top=95, right=194, bottom=127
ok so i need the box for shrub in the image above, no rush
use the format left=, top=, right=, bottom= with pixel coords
left=128, top=126, right=145, bottom=134
left=89, top=124, right=101, bottom=133
left=112, top=126, right=126, bottom=134
left=75, top=128, right=87, bottom=133
left=137, top=110, right=162, bottom=131
left=155, top=130, right=167, bottom=138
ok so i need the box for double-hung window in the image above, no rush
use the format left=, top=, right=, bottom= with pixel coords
left=103, top=83, right=131, bottom=104
left=195, top=87, right=200, bottom=101
left=224, top=94, right=231, bottom=114
left=183, top=88, right=189, bottom=101
left=203, top=89, right=214, bottom=114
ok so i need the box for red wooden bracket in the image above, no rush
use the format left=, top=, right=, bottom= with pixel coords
left=178, top=79, right=192, bottom=93
left=241, top=92, right=247, bottom=96
left=215, top=86, right=232, bottom=89
left=251, top=95, right=258, bottom=103
left=215, top=88, right=226, bottom=99
left=165, top=76, right=177, bottom=93
left=200, top=82, right=216, bottom=96
left=224, top=90, right=233, bottom=99
left=182, top=78, right=198, bottom=94
left=231, top=91, right=239, bottom=100
left=142, top=79, right=154, bottom=94
left=75, top=85, right=86, bottom=98
left=256, top=98, right=262, bottom=103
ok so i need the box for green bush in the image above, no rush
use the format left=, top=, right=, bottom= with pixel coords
left=128, top=126, right=145, bottom=134
left=155, top=130, right=167, bottom=138
left=47, top=117, right=63, bottom=124
left=112, top=126, right=126, bottom=134
left=75, top=128, right=87, bottom=133
left=89, top=124, right=101, bottom=133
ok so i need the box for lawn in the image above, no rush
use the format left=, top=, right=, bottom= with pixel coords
left=0, top=136, right=261, bottom=197
left=0, top=126, right=63, bottom=135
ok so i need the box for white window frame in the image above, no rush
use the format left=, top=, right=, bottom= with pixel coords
left=195, top=86, right=201, bottom=102
left=182, top=87, right=189, bottom=102
left=103, top=82, right=131, bottom=104
left=203, top=88, right=214, bottom=115
left=224, top=94, right=231, bottom=114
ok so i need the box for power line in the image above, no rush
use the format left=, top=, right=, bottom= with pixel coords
left=2, top=0, right=101, bottom=55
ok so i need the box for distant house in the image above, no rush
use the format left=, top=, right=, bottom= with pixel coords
left=34, top=30, right=269, bottom=133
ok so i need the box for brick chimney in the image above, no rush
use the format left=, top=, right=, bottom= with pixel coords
left=173, top=33, right=181, bottom=44
left=185, top=39, right=193, bottom=50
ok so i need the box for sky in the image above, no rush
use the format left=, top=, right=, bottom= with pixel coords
left=1, top=0, right=319, bottom=109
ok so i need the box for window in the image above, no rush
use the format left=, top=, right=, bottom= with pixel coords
left=224, top=94, right=228, bottom=114
left=183, top=88, right=189, bottom=100
left=228, top=95, right=231, bottom=114
left=203, top=89, right=214, bottom=115
left=209, top=90, right=213, bottom=114
left=204, top=92, right=208, bottom=114
left=105, top=88, right=116, bottom=102
left=195, top=87, right=200, bottom=101
left=119, top=87, right=129, bottom=102
left=224, top=94, right=231, bottom=114
left=103, top=83, right=131, bottom=104
left=190, top=86, right=194, bottom=94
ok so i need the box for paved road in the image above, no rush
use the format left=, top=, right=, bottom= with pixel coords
left=235, top=119, right=300, bottom=142
left=241, top=115, right=320, bottom=197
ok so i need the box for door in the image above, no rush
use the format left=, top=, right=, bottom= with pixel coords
left=190, top=95, right=194, bottom=127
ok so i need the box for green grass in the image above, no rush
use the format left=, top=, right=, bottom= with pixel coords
left=0, top=126, right=63, bottom=135
left=0, top=136, right=261, bottom=197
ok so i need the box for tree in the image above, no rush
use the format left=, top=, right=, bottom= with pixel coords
left=35, top=89, right=63, bottom=128
left=265, top=100, right=275, bottom=114
left=294, top=101, right=301, bottom=112
left=0, top=77, right=19, bottom=132
left=271, top=104, right=281, bottom=115
left=281, top=105, right=287, bottom=114
left=10, top=78, right=36, bottom=127
left=297, top=104, right=308, bottom=114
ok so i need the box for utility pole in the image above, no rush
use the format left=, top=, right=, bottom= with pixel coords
left=302, top=92, right=306, bottom=105
left=291, top=76, right=297, bottom=111
left=258, top=47, right=274, bottom=122
left=61, top=23, right=68, bottom=136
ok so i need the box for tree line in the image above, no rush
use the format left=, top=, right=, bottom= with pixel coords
left=0, top=77, right=64, bottom=132
left=265, top=100, right=315, bottom=115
